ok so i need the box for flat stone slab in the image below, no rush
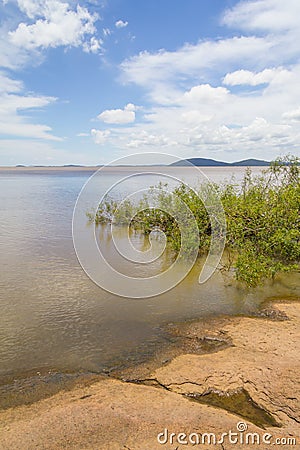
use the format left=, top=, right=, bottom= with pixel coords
left=0, top=302, right=299, bottom=449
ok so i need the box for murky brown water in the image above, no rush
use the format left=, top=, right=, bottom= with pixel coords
left=0, top=166, right=299, bottom=393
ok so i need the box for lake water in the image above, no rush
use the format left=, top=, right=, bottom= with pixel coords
left=0, top=166, right=299, bottom=386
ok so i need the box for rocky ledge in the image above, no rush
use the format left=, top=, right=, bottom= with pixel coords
left=0, top=301, right=300, bottom=449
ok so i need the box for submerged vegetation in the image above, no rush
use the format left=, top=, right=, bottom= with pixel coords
left=88, top=155, right=300, bottom=287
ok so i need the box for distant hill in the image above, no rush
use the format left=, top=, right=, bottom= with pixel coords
left=232, top=158, right=270, bottom=166
left=62, top=164, right=84, bottom=167
left=12, top=158, right=271, bottom=168
left=171, top=158, right=270, bottom=167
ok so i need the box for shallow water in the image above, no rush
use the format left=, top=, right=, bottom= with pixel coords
left=186, top=388, right=280, bottom=429
left=0, top=166, right=299, bottom=384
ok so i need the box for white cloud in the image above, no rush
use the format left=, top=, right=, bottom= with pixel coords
left=114, top=0, right=300, bottom=160
left=0, top=0, right=102, bottom=151
left=91, top=128, right=110, bottom=144
left=124, top=103, right=137, bottom=111
left=0, top=73, right=61, bottom=140
left=2, top=0, right=300, bottom=162
left=222, top=0, right=300, bottom=32
left=183, top=84, right=229, bottom=103
left=282, top=107, right=300, bottom=121
left=223, top=67, right=291, bottom=86
left=121, top=36, right=275, bottom=93
left=13, top=0, right=47, bottom=19
left=126, top=130, right=174, bottom=149
left=0, top=93, right=53, bottom=112
left=0, top=120, right=61, bottom=140
left=0, top=27, right=30, bottom=70
left=233, top=117, right=291, bottom=142
left=97, top=103, right=136, bottom=124
left=103, top=28, right=111, bottom=37
left=177, top=117, right=292, bottom=150
left=181, top=110, right=212, bottom=124
left=110, top=62, right=300, bottom=157
left=15, top=0, right=49, bottom=19
left=8, top=1, right=100, bottom=52
left=120, top=0, right=300, bottom=104
left=115, top=20, right=128, bottom=29
left=83, top=36, right=103, bottom=54
left=0, top=72, right=23, bottom=93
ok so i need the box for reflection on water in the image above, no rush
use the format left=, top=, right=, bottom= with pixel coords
left=97, top=225, right=174, bottom=278
left=0, top=167, right=299, bottom=384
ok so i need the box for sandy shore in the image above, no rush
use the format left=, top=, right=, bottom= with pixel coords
left=1, top=300, right=300, bottom=449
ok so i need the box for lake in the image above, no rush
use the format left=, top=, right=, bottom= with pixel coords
left=0, top=166, right=299, bottom=389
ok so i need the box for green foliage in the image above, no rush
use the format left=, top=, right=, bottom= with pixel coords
left=222, top=155, right=299, bottom=285
left=88, top=155, right=300, bottom=287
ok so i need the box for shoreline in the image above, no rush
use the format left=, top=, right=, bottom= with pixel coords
left=0, top=165, right=265, bottom=171
left=0, top=295, right=294, bottom=412
left=1, top=297, right=300, bottom=449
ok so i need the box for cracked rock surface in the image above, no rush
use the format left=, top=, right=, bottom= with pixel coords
left=0, top=302, right=300, bottom=449
left=153, top=302, right=300, bottom=432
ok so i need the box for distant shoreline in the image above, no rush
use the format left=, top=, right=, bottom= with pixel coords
left=0, top=165, right=101, bottom=171
left=0, top=156, right=272, bottom=169
left=0, top=165, right=267, bottom=171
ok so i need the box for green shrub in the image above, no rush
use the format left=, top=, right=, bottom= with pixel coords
left=88, top=155, right=300, bottom=286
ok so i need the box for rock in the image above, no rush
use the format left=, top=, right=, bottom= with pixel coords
left=0, top=302, right=299, bottom=449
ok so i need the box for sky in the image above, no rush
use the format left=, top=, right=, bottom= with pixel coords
left=0, top=0, right=300, bottom=165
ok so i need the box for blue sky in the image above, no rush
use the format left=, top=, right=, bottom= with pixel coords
left=0, top=0, right=300, bottom=165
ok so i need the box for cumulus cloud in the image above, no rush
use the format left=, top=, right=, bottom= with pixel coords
left=83, top=36, right=103, bottom=54
left=180, top=118, right=291, bottom=149
left=111, top=66, right=300, bottom=156
left=8, top=0, right=100, bottom=52
left=223, top=67, right=291, bottom=86
left=183, top=84, right=229, bottom=103
left=2, top=0, right=300, bottom=162
left=282, top=107, right=300, bottom=121
left=181, top=110, right=212, bottom=124
left=14, top=0, right=50, bottom=19
left=120, top=0, right=300, bottom=102
left=91, top=128, right=111, bottom=144
left=0, top=0, right=103, bottom=151
left=0, top=27, right=29, bottom=70
left=113, top=0, right=300, bottom=160
left=236, top=117, right=290, bottom=142
left=115, top=20, right=128, bottom=29
left=97, top=103, right=136, bottom=124
left=126, top=130, right=173, bottom=148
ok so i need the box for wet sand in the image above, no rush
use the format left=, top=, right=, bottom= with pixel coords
left=0, top=298, right=300, bottom=449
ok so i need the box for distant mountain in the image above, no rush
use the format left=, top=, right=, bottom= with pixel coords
left=12, top=158, right=271, bottom=168
left=232, top=158, right=270, bottom=166
left=171, top=158, right=270, bottom=167
left=63, top=164, right=84, bottom=167
left=171, top=158, right=228, bottom=167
